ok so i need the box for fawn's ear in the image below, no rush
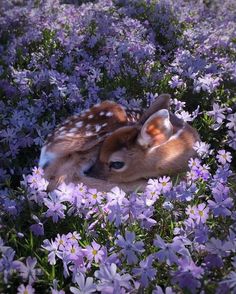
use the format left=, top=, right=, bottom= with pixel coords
left=139, top=93, right=171, bottom=124
left=137, top=109, right=173, bottom=147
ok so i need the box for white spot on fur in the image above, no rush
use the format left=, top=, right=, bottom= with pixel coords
left=69, top=128, right=78, bottom=133
left=95, top=125, right=102, bottom=132
left=106, top=112, right=113, bottom=117
left=88, top=114, right=94, bottom=119
left=100, top=111, right=105, bottom=116
left=85, top=131, right=94, bottom=136
left=102, top=123, right=107, bottom=127
left=75, top=121, right=83, bottom=128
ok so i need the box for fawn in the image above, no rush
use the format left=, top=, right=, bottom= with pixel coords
left=39, top=94, right=199, bottom=191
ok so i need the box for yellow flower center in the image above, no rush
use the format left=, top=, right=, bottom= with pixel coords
left=92, top=249, right=97, bottom=256
left=199, top=211, right=203, bottom=217
left=92, top=194, right=97, bottom=199
left=190, top=209, right=194, bottom=214
left=23, top=291, right=28, bottom=294
left=162, top=182, right=167, bottom=186
left=71, top=247, right=76, bottom=253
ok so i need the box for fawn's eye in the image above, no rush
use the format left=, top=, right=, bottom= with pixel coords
left=109, top=161, right=125, bottom=170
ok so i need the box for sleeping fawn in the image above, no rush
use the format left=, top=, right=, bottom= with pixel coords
left=39, top=94, right=199, bottom=191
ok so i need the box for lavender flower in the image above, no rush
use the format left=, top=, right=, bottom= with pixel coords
left=220, top=271, right=236, bottom=292
left=186, top=203, right=209, bottom=224
left=0, top=248, right=18, bottom=283
left=172, top=257, right=204, bottom=293
left=86, top=241, right=105, bottom=264
left=41, top=239, right=62, bottom=265
left=193, top=141, right=211, bottom=158
left=70, top=273, right=97, bottom=294
left=95, top=263, right=132, bottom=293
left=44, top=193, right=66, bottom=223
left=14, top=257, right=41, bottom=284
left=154, top=235, right=189, bottom=266
left=132, top=255, right=157, bottom=287
left=115, top=231, right=144, bottom=265
left=208, top=193, right=233, bottom=217
left=216, top=150, right=232, bottom=165
left=17, top=284, right=35, bottom=294
left=207, top=103, right=226, bottom=130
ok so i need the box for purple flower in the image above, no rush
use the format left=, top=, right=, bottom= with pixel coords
left=107, top=203, right=123, bottom=227
left=0, top=248, right=18, bottom=283
left=158, top=176, right=172, bottom=193
left=208, top=194, right=233, bottom=217
left=30, top=215, right=44, bottom=236
left=204, top=254, right=224, bottom=269
left=207, top=103, right=226, bottom=129
left=132, top=255, right=157, bottom=287
left=172, top=257, right=204, bottom=293
left=70, top=273, right=97, bottom=294
left=193, top=141, right=211, bottom=158
left=194, top=224, right=209, bottom=244
left=216, top=150, right=232, bottom=165
left=51, top=279, right=65, bottom=294
left=187, top=159, right=210, bottom=181
left=55, top=182, right=76, bottom=202
left=14, top=257, right=41, bottom=284
left=194, top=74, right=221, bottom=94
left=64, top=243, right=82, bottom=262
left=137, top=208, right=157, bottom=229
left=95, top=263, right=132, bottom=293
left=106, top=187, right=126, bottom=206
left=206, top=238, right=233, bottom=258
left=168, top=75, right=185, bottom=89
left=17, top=284, right=35, bottom=294
left=86, top=241, right=105, bottom=264
left=41, top=239, right=62, bottom=265
left=226, top=113, right=236, bottom=131
left=87, top=189, right=103, bottom=205
left=186, top=203, right=209, bottom=224
left=115, top=231, right=144, bottom=265
left=227, top=130, right=236, bottom=150
left=220, top=271, right=236, bottom=292
left=44, top=193, right=66, bottom=223
left=154, top=235, right=189, bottom=266
left=30, top=223, right=44, bottom=236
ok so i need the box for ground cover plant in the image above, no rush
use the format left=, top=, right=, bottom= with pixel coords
left=0, top=0, right=236, bottom=293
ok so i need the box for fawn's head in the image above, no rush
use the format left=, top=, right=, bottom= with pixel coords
left=87, top=96, right=199, bottom=182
